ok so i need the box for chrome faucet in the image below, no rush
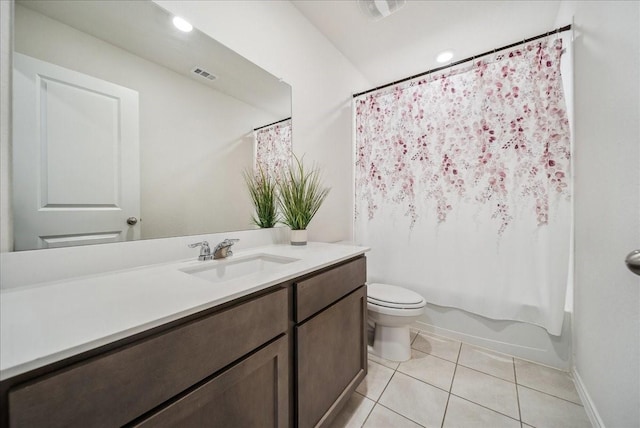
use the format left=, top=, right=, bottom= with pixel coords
left=212, top=239, right=240, bottom=259
left=188, top=239, right=240, bottom=261
left=188, top=241, right=213, bottom=261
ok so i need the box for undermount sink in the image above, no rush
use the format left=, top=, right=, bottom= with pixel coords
left=180, top=253, right=299, bottom=284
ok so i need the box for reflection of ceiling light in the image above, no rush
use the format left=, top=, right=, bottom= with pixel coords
left=172, top=16, right=193, bottom=32
left=358, top=0, right=406, bottom=20
left=436, top=51, right=454, bottom=63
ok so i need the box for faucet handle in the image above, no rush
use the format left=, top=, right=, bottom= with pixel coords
left=188, top=240, right=209, bottom=250
left=188, top=241, right=211, bottom=260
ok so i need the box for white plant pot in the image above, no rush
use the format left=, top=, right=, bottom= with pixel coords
left=290, top=229, right=307, bottom=246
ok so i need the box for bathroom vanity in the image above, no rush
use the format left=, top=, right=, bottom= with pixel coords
left=0, top=243, right=368, bottom=428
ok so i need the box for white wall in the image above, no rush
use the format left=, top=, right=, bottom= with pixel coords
left=14, top=4, right=277, bottom=242
left=555, top=2, right=640, bottom=427
left=156, top=0, right=371, bottom=243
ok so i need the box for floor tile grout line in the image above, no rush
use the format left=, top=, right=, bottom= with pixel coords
left=373, top=363, right=397, bottom=404
left=394, top=368, right=454, bottom=395
left=361, top=358, right=415, bottom=427
left=440, top=341, right=462, bottom=428
left=516, top=383, right=585, bottom=407
left=358, top=359, right=386, bottom=428
left=355, top=392, right=376, bottom=428
left=366, top=348, right=435, bottom=428
left=456, top=361, right=516, bottom=383
left=459, top=341, right=518, bottom=360
left=375, top=402, right=427, bottom=427
left=409, top=344, right=461, bottom=365
left=447, top=365, right=521, bottom=421
left=455, top=362, right=520, bottom=385
left=449, top=392, right=523, bottom=424
left=513, top=356, right=523, bottom=423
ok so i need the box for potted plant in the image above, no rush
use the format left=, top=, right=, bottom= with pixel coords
left=244, top=166, right=279, bottom=228
left=277, top=156, right=330, bottom=245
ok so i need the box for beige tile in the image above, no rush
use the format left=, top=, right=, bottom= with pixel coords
left=330, top=393, right=375, bottom=428
left=443, top=395, right=520, bottom=428
left=410, top=329, right=418, bottom=343
left=515, top=359, right=581, bottom=404
left=368, top=351, right=400, bottom=370
left=356, top=360, right=395, bottom=401
left=458, top=344, right=515, bottom=382
left=379, top=372, right=449, bottom=427
left=519, top=385, right=591, bottom=428
left=363, top=404, right=423, bottom=428
left=412, top=332, right=461, bottom=362
left=397, top=349, right=456, bottom=391
left=451, top=366, right=519, bottom=419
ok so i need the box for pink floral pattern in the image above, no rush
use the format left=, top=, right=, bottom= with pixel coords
left=355, top=40, right=571, bottom=234
left=255, top=119, right=292, bottom=179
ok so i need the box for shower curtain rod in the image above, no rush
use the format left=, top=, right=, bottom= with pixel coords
left=353, top=24, right=572, bottom=98
left=253, top=117, right=292, bottom=131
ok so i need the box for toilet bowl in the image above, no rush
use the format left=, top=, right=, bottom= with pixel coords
left=367, top=283, right=426, bottom=362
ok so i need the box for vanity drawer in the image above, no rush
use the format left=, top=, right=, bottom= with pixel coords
left=295, top=257, right=366, bottom=322
left=8, top=287, right=288, bottom=428
left=134, top=335, right=289, bottom=428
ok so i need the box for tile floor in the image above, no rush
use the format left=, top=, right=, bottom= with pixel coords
left=331, top=330, right=591, bottom=428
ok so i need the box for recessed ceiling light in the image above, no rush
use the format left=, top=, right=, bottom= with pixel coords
left=436, top=51, right=454, bottom=63
left=172, top=16, right=193, bottom=33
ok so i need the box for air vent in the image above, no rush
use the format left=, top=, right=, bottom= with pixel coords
left=191, top=67, right=217, bottom=81
left=358, top=0, right=406, bottom=20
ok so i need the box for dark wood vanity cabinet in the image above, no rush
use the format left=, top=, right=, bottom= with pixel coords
left=294, top=257, right=368, bottom=428
left=1, top=255, right=367, bottom=428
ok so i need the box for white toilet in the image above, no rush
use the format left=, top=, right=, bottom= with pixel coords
left=367, top=283, right=426, bottom=362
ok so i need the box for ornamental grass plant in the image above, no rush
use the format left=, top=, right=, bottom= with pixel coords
left=244, top=165, right=279, bottom=228
left=277, top=156, right=330, bottom=231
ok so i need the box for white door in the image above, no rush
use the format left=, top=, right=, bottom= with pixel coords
left=12, top=53, right=140, bottom=250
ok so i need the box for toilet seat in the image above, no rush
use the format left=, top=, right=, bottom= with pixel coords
left=367, top=283, right=426, bottom=309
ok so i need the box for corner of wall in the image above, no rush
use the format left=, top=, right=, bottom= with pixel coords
left=0, top=0, right=14, bottom=253
left=572, top=368, right=606, bottom=428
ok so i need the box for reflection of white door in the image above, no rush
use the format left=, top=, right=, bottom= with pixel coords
left=12, top=53, right=140, bottom=250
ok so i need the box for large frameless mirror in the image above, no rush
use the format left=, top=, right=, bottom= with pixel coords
left=10, top=0, right=292, bottom=251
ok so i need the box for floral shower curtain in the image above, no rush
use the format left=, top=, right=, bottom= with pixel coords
left=254, top=118, right=292, bottom=179
left=354, top=39, right=571, bottom=335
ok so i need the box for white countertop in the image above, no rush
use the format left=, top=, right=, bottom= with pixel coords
left=0, top=242, right=369, bottom=380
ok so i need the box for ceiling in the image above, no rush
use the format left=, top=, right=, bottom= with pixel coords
left=291, top=0, right=562, bottom=87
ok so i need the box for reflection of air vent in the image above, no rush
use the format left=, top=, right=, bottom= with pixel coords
left=191, top=67, right=217, bottom=81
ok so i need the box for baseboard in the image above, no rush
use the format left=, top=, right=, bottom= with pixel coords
left=412, top=320, right=549, bottom=364
left=411, top=306, right=572, bottom=370
left=572, top=368, right=605, bottom=428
